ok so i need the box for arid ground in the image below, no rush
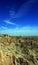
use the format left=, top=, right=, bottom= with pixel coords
left=0, top=34, right=38, bottom=65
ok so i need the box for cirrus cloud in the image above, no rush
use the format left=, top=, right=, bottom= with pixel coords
left=9, top=0, right=38, bottom=18
left=4, top=20, right=16, bottom=25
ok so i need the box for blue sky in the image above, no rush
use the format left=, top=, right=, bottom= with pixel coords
left=0, top=0, right=38, bottom=36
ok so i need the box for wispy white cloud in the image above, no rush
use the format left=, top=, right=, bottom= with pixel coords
left=9, top=0, right=37, bottom=18
left=9, top=10, right=16, bottom=18
left=4, top=20, right=16, bottom=25
left=15, top=0, right=36, bottom=18
left=1, top=26, right=7, bottom=29
left=0, top=26, right=38, bottom=36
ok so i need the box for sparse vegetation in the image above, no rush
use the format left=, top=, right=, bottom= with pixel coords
left=0, top=34, right=38, bottom=65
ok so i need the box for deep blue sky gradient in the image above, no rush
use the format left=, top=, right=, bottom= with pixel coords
left=0, top=0, right=38, bottom=36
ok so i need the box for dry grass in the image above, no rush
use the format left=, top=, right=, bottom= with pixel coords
left=0, top=34, right=38, bottom=65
